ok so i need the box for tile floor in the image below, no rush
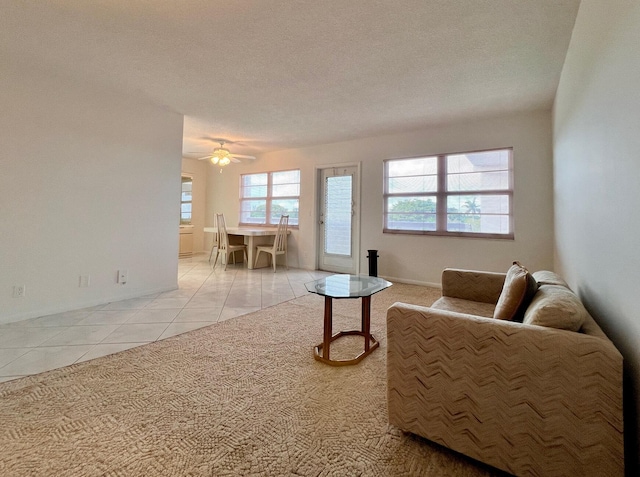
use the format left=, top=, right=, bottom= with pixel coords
left=0, top=255, right=331, bottom=383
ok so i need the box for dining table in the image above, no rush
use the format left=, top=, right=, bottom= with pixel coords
left=203, top=226, right=291, bottom=270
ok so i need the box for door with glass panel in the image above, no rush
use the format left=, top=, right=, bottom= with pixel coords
left=317, top=166, right=360, bottom=274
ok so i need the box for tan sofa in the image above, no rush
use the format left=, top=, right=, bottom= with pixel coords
left=387, top=268, right=624, bottom=477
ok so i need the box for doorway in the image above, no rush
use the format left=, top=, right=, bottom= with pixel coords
left=316, top=165, right=360, bottom=274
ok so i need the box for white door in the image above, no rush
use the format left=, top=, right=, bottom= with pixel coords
left=317, top=165, right=360, bottom=274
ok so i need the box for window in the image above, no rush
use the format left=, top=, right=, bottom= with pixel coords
left=384, top=148, right=513, bottom=238
left=180, top=175, right=193, bottom=225
left=240, top=170, right=300, bottom=226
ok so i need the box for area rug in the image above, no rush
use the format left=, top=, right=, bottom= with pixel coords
left=0, top=283, right=503, bottom=476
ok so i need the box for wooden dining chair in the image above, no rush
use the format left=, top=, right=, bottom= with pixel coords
left=213, top=213, right=248, bottom=271
left=254, top=215, right=289, bottom=272
left=208, top=213, right=219, bottom=264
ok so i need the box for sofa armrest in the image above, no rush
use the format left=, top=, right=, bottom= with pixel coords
left=441, top=268, right=506, bottom=304
left=386, top=302, right=624, bottom=477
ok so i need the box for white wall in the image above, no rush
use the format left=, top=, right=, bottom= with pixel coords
left=0, top=60, right=183, bottom=324
left=553, top=0, right=640, bottom=469
left=207, top=109, right=554, bottom=285
left=181, top=157, right=209, bottom=253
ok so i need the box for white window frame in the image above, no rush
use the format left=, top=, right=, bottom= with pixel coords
left=384, top=148, right=514, bottom=239
left=239, top=169, right=300, bottom=226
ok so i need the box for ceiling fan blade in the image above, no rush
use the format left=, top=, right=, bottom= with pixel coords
left=196, top=156, right=211, bottom=161
left=230, top=154, right=256, bottom=160
left=202, top=137, right=229, bottom=145
left=185, top=151, right=210, bottom=159
left=231, top=157, right=241, bottom=163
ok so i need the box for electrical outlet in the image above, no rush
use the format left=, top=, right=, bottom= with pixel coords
left=13, top=285, right=25, bottom=298
left=118, top=269, right=128, bottom=285
left=79, top=275, right=91, bottom=288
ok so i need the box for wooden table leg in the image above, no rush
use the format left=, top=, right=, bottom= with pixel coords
left=323, top=296, right=332, bottom=360
left=246, top=235, right=255, bottom=269
left=362, top=296, right=371, bottom=352
left=314, top=293, right=379, bottom=366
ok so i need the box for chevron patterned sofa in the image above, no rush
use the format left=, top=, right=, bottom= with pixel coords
left=387, top=267, right=624, bottom=477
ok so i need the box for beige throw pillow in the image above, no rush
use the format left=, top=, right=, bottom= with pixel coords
left=523, top=285, right=587, bottom=332
left=493, top=262, right=538, bottom=322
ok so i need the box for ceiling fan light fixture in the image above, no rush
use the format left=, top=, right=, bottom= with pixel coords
left=196, top=140, right=254, bottom=167
left=213, top=147, right=230, bottom=159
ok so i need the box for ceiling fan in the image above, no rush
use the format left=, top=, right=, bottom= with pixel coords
left=194, top=140, right=256, bottom=167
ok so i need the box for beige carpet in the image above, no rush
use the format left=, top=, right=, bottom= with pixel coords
left=0, top=283, right=504, bottom=476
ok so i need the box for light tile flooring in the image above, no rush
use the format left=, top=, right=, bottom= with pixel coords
left=0, top=255, right=331, bottom=383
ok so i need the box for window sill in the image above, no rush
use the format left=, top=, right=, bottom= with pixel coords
left=383, top=228, right=514, bottom=240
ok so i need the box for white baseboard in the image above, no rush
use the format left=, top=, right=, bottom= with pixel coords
left=2, top=270, right=441, bottom=325
left=0, top=285, right=178, bottom=325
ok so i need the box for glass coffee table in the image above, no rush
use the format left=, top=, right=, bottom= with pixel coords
left=305, top=274, right=392, bottom=366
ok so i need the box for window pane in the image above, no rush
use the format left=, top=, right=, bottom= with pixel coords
left=269, top=199, right=299, bottom=225
left=272, top=183, right=300, bottom=197
left=325, top=176, right=352, bottom=255
left=447, top=171, right=509, bottom=191
left=448, top=150, right=510, bottom=173
left=447, top=150, right=510, bottom=191
left=272, top=170, right=300, bottom=184
left=242, top=185, right=268, bottom=198
left=242, top=173, right=268, bottom=187
left=240, top=199, right=267, bottom=225
left=446, top=213, right=510, bottom=234
left=386, top=196, right=437, bottom=231
left=388, top=175, right=437, bottom=193
left=388, top=157, right=438, bottom=177
left=447, top=195, right=510, bottom=234
left=447, top=194, right=510, bottom=214
left=181, top=180, right=192, bottom=201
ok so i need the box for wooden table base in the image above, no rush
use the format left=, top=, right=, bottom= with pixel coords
left=313, top=295, right=380, bottom=366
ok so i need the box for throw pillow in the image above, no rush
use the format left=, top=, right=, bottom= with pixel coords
left=523, top=285, right=587, bottom=332
left=493, top=261, right=538, bottom=322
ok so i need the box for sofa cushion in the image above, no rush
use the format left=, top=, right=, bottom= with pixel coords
left=532, top=270, right=569, bottom=289
left=432, top=296, right=496, bottom=318
left=523, top=285, right=587, bottom=332
left=493, top=262, right=538, bottom=322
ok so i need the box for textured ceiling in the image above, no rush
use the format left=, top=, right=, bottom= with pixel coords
left=0, top=1, right=580, bottom=157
